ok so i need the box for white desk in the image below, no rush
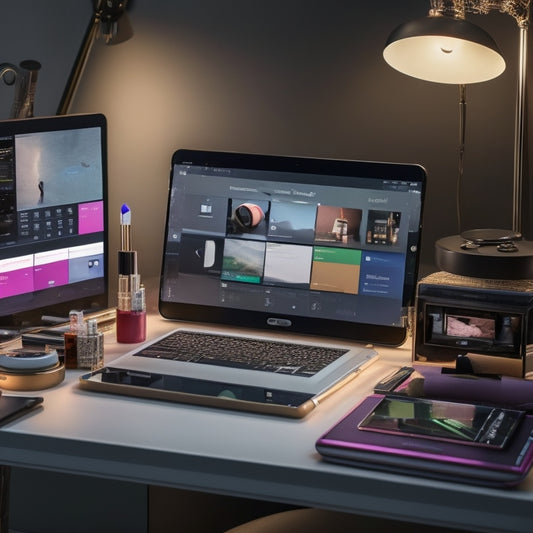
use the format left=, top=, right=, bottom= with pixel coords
left=1, top=315, right=533, bottom=533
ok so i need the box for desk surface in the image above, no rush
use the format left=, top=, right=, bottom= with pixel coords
left=1, top=315, right=532, bottom=533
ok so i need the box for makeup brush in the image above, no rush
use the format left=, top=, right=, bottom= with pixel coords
left=402, top=371, right=533, bottom=411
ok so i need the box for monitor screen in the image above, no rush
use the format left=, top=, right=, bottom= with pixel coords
left=159, top=150, right=426, bottom=346
left=0, top=113, right=108, bottom=327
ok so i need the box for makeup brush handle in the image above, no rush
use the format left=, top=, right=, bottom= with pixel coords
left=423, top=373, right=533, bottom=411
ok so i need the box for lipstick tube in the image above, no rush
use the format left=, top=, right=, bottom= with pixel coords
left=116, top=205, right=146, bottom=343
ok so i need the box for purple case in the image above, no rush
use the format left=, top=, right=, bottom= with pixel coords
left=316, top=394, right=533, bottom=488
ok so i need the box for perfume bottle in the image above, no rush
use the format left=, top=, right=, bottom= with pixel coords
left=76, top=319, right=104, bottom=370
left=64, top=310, right=83, bottom=369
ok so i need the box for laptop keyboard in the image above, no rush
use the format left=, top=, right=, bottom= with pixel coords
left=133, top=330, right=349, bottom=377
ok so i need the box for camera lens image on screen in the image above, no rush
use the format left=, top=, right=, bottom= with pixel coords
left=228, top=201, right=268, bottom=237
left=233, top=203, right=264, bottom=229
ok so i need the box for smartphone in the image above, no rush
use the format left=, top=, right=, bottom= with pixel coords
left=0, top=395, right=43, bottom=426
left=358, top=395, right=523, bottom=449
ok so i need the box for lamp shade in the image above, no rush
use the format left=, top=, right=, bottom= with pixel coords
left=383, top=16, right=506, bottom=84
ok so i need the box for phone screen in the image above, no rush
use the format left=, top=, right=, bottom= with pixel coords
left=358, top=396, right=524, bottom=449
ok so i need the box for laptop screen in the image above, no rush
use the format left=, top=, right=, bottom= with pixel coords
left=0, top=113, right=108, bottom=327
left=159, top=150, right=426, bottom=346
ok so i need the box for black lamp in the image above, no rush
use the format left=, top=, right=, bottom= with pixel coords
left=384, top=1, right=532, bottom=279
left=384, top=15, right=505, bottom=84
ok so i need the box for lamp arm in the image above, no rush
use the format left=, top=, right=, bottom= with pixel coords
left=56, top=1, right=131, bottom=116
left=56, top=14, right=99, bottom=115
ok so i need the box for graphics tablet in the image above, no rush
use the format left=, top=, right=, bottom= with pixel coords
left=317, top=394, right=533, bottom=487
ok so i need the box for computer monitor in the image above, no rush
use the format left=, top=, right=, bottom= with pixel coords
left=159, top=149, right=426, bottom=346
left=0, top=113, right=108, bottom=327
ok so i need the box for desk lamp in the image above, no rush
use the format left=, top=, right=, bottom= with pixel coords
left=57, top=0, right=132, bottom=115
left=384, top=0, right=532, bottom=279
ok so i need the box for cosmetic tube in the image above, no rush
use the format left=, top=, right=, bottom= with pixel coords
left=116, top=204, right=147, bottom=343
left=116, top=255, right=146, bottom=342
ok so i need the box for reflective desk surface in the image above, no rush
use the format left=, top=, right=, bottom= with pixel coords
left=1, top=314, right=532, bottom=533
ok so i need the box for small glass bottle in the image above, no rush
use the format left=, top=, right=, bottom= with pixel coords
left=76, top=318, right=104, bottom=370
left=64, top=310, right=83, bottom=369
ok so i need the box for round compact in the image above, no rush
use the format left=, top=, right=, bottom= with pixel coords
left=0, top=349, right=59, bottom=371
left=0, top=350, right=65, bottom=391
left=0, top=363, right=65, bottom=391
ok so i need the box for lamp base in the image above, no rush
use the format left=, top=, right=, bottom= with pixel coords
left=435, top=231, right=533, bottom=280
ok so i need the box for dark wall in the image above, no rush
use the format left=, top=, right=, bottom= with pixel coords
left=1, top=1, right=531, bottom=295
left=0, top=1, right=89, bottom=118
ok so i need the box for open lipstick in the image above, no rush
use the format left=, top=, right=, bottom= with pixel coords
left=116, top=204, right=146, bottom=343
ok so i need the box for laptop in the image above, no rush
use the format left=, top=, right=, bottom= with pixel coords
left=80, top=150, right=426, bottom=417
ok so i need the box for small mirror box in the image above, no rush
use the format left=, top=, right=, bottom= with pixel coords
left=413, top=271, right=533, bottom=378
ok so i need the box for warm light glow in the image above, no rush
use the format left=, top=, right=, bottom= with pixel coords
left=384, top=34, right=506, bottom=84
left=383, top=16, right=506, bottom=85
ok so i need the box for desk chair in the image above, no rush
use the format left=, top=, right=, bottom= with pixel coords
left=225, top=508, right=468, bottom=532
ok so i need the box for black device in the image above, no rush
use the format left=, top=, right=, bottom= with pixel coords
left=436, top=230, right=533, bottom=279
left=0, top=394, right=43, bottom=425
left=414, top=271, right=533, bottom=377
left=0, top=113, right=108, bottom=328
left=373, top=366, right=415, bottom=394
